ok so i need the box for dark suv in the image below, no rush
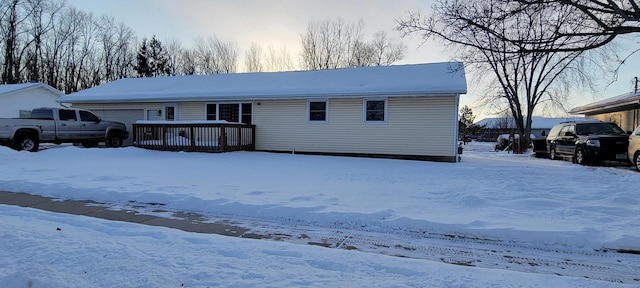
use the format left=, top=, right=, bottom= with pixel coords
left=546, top=120, right=629, bottom=165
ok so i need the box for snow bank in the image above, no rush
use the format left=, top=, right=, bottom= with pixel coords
left=0, top=142, right=638, bottom=251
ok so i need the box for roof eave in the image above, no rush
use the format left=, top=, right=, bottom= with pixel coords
left=570, top=99, right=640, bottom=115
left=1, top=83, right=64, bottom=97
left=58, top=90, right=467, bottom=104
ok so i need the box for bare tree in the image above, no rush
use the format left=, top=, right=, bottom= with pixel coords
left=111, top=21, right=135, bottom=80
left=193, top=35, right=238, bottom=74
left=264, top=45, right=295, bottom=72
left=215, top=38, right=238, bottom=73
left=369, top=31, right=407, bottom=66
left=164, top=39, right=183, bottom=76
left=178, top=49, right=196, bottom=75
left=301, top=18, right=407, bottom=70
left=24, top=0, right=63, bottom=82
left=41, top=5, right=74, bottom=89
left=397, top=0, right=613, bottom=153
left=346, top=39, right=373, bottom=67
left=300, top=17, right=363, bottom=70
left=244, top=42, right=263, bottom=72
left=507, top=0, right=640, bottom=52
left=0, top=1, right=135, bottom=91
left=1, top=0, right=21, bottom=83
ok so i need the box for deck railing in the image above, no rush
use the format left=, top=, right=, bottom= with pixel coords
left=132, top=121, right=255, bottom=152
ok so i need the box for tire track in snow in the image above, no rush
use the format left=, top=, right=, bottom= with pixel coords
left=238, top=216, right=640, bottom=284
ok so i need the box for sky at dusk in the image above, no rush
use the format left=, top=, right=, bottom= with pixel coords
left=65, top=0, right=640, bottom=119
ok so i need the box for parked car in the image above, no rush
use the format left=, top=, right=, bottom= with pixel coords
left=628, top=125, right=640, bottom=172
left=545, top=120, right=629, bottom=165
left=0, top=107, right=128, bottom=152
left=495, top=133, right=535, bottom=151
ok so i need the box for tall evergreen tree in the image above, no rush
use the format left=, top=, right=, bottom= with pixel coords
left=147, top=36, right=169, bottom=76
left=458, top=105, right=476, bottom=142
left=134, top=39, right=151, bottom=77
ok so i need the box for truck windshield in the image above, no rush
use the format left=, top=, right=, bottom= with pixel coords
left=29, top=109, right=54, bottom=120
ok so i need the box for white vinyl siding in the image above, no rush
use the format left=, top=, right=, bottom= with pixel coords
left=75, top=95, right=459, bottom=158
left=586, top=111, right=640, bottom=133
left=253, top=96, right=457, bottom=157
left=0, top=86, right=61, bottom=118
left=179, top=102, right=205, bottom=120
left=75, top=103, right=162, bottom=113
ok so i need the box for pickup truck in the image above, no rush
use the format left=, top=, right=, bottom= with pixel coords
left=0, top=107, right=129, bottom=152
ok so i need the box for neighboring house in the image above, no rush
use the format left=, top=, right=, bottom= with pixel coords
left=0, top=82, right=64, bottom=118
left=475, top=116, right=584, bottom=141
left=57, top=62, right=467, bottom=162
left=569, top=91, right=640, bottom=132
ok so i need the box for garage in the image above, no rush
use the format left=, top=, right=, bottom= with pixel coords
left=90, top=109, right=144, bottom=146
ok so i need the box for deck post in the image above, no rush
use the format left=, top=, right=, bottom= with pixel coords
left=161, top=125, right=167, bottom=150
left=251, top=125, right=256, bottom=150
left=221, top=125, right=227, bottom=152
left=190, top=126, right=195, bottom=151
left=237, top=126, right=242, bottom=151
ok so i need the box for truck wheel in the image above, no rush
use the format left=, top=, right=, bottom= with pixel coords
left=574, top=147, right=587, bottom=165
left=106, top=132, right=123, bottom=147
left=13, top=133, right=39, bottom=152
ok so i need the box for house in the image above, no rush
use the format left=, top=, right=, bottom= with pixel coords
left=0, top=82, right=64, bottom=118
left=569, top=91, right=640, bottom=132
left=57, top=62, right=467, bottom=162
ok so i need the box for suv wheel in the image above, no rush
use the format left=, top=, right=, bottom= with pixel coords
left=635, top=152, right=640, bottom=172
left=574, top=147, right=587, bottom=165
left=549, top=147, right=557, bottom=160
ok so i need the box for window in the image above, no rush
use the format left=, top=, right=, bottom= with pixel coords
left=206, top=104, right=217, bottom=120
left=308, top=101, right=327, bottom=122
left=559, top=125, right=574, bottom=136
left=79, top=111, right=99, bottom=122
left=58, top=109, right=77, bottom=121
left=19, top=110, right=31, bottom=118
left=219, top=104, right=239, bottom=122
left=364, top=99, right=386, bottom=122
left=165, top=106, right=175, bottom=121
left=241, top=103, right=252, bottom=124
left=205, top=103, right=251, bottom=123
left=30, top=109, right=53, bottom=120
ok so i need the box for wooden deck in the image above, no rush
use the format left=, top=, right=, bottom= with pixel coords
left=132, top=122, right=255, bottom=152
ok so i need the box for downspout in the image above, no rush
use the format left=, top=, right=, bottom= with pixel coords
left=454, top=94, right=460, bottom=162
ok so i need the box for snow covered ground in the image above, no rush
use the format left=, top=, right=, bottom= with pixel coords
left=1, top=142, right=639, bottom=287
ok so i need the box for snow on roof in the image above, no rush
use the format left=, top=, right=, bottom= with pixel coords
left=569, top=91, right=640, bottom=114
left=0, top=82, right=64, bottom=97
left=475, top=116, right=585, bottom=129
left=58, top=62, right=467, bottom=103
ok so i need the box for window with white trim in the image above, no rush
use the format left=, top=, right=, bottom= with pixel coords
left=206, top=104, right=217, bottom=120
left=164, top=105, right=176, bottom=121
left=219, top=104, right=240, bottom=122
left=364, top=99, right=386, bottom=122
left=308, top=100, right=327, bottom=122
left=241, top=103, right=252, bottom=124
left=205, top=103, right=252, bottom=124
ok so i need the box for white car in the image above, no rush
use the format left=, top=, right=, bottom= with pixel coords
left=628, top=125, right=640, bottom=172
